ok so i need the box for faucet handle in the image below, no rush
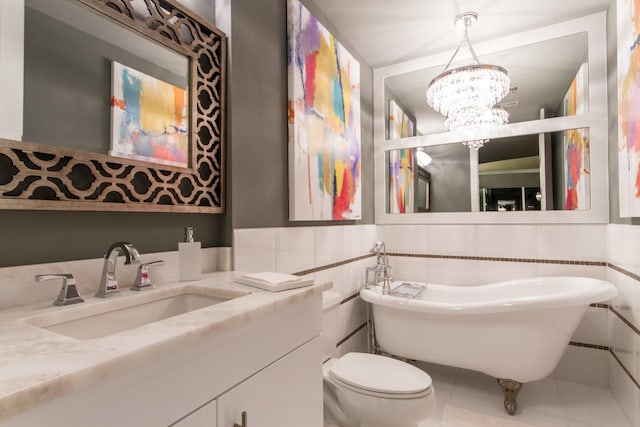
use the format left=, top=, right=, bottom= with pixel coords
left=35, top=274, right=84, bottom=306
left=131, top=260, right=164, bottom=291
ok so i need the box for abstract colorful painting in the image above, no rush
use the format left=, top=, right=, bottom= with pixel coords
left=287, top=0, right=361, bottom=220
left=389, top=99, right=415, bottom=140
left=617, top=0, right=640, bottom=217
left=388, top=149, right=413, bottom=214
left=561, top=63, right=590, bottom=210
left=110, top=61, right=188, bottom=168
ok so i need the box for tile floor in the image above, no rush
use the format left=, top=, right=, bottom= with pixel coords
left=414, top=362, right=633, bottom=427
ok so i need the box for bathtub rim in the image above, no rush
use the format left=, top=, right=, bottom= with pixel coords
left=359, top=276, right=617, bottom=315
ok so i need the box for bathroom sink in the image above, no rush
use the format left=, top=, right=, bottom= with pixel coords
left=25, top=285, right=248, bottom=340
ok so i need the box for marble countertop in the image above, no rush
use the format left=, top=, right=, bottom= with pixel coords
left=0, top=272, right=328, bottom=420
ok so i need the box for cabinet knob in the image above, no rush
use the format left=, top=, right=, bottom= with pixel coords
left=233, top=411, right=247, bottom=427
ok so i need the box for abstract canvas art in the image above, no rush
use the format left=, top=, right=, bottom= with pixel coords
left=389, top=99, right=415, bottom=140
left=617, top=0, right=640, bottom=217
left=562, top=63, right=590, bottom=210
left=388, top=149, right=413, bottom=214
left=287, top=0, right=361, bottom=220
left=110, top=61, right=188, bottom=168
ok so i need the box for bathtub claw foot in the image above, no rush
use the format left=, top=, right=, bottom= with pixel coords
left=497, top=379, right=522, bottom=416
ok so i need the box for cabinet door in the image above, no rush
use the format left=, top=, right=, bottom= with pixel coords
left=217, top=337, right=322, bottom=427
left=172, top=400, right=217, bottom=427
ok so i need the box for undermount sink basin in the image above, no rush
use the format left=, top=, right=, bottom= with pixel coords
left=25, top=285, right=248, bottom=340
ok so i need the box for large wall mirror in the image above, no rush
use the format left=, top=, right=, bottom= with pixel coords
left=374, top=12, right=608, bottom=224
left=0, top=0, right=226, bottom=213
left=387, top=128, right=591, bottom=214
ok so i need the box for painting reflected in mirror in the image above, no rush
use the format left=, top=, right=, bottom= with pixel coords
left=20, top=0, right=190, bottom=164
left=386, top=128, right=590, bottom=214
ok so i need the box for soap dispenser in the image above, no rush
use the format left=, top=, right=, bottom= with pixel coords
left=179, top=226, right=201, bottom=282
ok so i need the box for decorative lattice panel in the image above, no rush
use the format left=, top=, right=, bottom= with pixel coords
left=0, top=0, right=225, bottom=213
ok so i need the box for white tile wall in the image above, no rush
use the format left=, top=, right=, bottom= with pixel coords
left=337, top=297, right=367, bottom=344
left=537, top=225, right=606, bottom=261
left=476, top=260, right=538, bottom=284
left=378, top=225, right=428, bottom=253
left=551, top=345, right=610, bottom=387
left=426, top=225, right=478, bottom=256
left=573, top=307, right=609, bottom=347
left=606, top=223, right=640, bottom=426
left=537, top=263, right=607, bottom=280
left=233, top=228, right=277, bottom=272
left=610, top=354, right=640, bottom=427
left=476, top=225, right=538, bottom=259
left=423, top=258, right=478, bottom=286
left=276, top=227, right=315, bottom=273
left=233, top=225, right=377, bottom=354
left=314, top=226, right=345, bottom=266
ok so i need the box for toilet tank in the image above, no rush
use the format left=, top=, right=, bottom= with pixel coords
left=322, top=291, right=342, bottom=361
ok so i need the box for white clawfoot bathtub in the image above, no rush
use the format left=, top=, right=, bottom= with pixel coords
left=360, top=276, right=617, bottom=414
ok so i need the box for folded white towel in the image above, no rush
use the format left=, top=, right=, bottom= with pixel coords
left=236, top=272, right=314, bottom=292
left=241, top=272, right=302, bottom=285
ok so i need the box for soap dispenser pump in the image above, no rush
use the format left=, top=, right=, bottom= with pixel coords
left=179, top=226, right=201, bottom=282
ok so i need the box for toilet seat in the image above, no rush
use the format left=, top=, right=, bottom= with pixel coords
left=328, top=353, right=433, bottom=399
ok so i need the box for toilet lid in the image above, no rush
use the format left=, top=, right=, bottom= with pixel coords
left=329, top=352, right=432, bottom=395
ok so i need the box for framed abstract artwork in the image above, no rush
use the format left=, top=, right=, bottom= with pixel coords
left=617, top=0, right=640, bottom=217
left=110, top=61, right=189, bottom=168
left=388, top=149, right=414, bottom=214
left=287, top=0, right=361, bottom=220
left=561, top=63, right=590, bottom=210
left=389, top=99, right=415, bottom=140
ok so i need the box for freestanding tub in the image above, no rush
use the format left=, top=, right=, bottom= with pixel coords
left=360, top=276, right=617, bottom=415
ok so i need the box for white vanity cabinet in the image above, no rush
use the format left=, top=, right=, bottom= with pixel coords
left=176, top=337, right=321, bottom=427
left=0, top=289, right=323, bottom=427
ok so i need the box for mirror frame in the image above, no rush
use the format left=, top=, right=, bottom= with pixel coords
left=374, top=12, right=608, bottom=224
left=0, top=0, right=226, bottom=213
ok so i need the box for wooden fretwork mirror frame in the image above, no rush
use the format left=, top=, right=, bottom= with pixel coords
left=0, top=0, right=226, bottom=213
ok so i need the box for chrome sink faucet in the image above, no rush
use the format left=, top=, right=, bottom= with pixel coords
left=96, top=242, right=141, bottom=298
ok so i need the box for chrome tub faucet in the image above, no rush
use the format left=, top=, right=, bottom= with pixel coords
left=96, top=241, right=141, bottom=298
left=366, top=241, right=392, bottom=294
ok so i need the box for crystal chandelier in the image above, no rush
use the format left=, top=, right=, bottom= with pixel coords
left=426, top=12, right=510, bottom=149
left=446, top=106, right=508, bottom=150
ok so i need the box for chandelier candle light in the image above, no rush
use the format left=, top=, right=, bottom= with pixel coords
left=426, top=12, right=510, bottom=150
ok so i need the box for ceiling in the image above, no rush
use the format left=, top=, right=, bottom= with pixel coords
left=309, top=0, right=612, bottom=137
left=309, top=0, right=612, bottom=68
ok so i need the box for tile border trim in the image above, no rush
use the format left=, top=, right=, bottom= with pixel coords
left=568, top=341, right=640, bottom=391
left=293, top=253, right=638, bottom=280
left=387, top=252, right=606, bottom=266
left=610, top=349, right=640, bottom=390
left=569, top=341, right=610, bottom=351
left=608, top=262, right=640, bottom=282
left=336, top=322, right=367, bottom=348
left=293, top=253, right=374, bottom=276
left=609, top=306, right=640, bottom=337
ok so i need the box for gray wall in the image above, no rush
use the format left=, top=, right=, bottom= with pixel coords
left=422, top=144, right=471, bottom=212
left=226, top=0, right=374, bottom=229
left=0, top=0, right=229, bottom=268
left=0, top=0, right=374, bottom=267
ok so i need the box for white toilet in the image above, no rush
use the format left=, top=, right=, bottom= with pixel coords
left=322, top=291, right=435, bottom=427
